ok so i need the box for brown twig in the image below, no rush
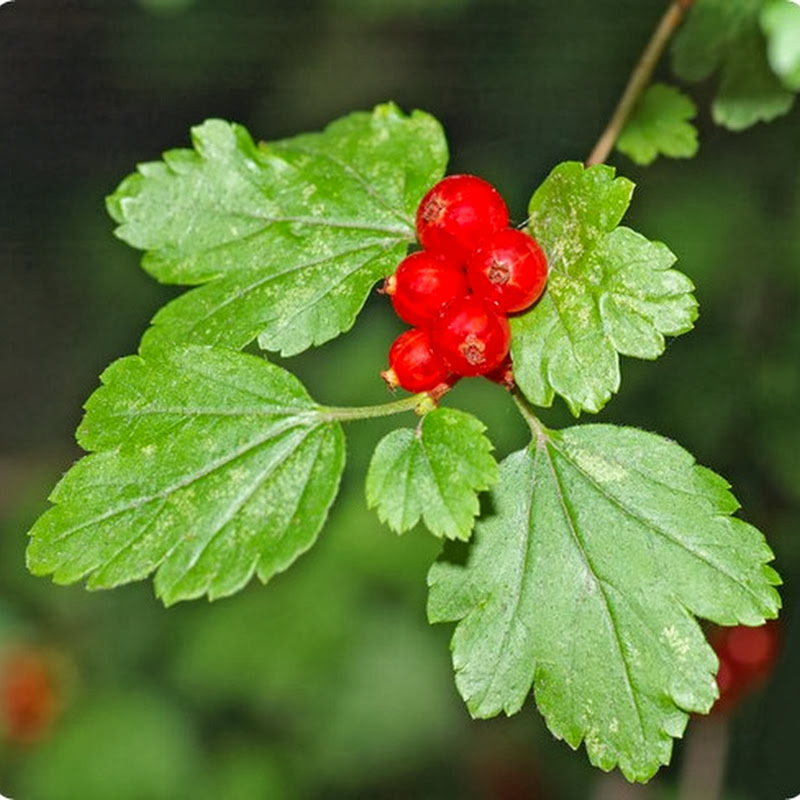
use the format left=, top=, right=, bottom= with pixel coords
left=677, top=715, right=730, bottom=800
left=585, top=0, right=693, bottom=166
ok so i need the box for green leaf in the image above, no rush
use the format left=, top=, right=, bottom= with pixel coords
left=26, top=346, right=345, bottom=605
left=107, top=103, right=447, bottom=356
left=365, top=408, right=498, bottom=540
left=428, top=424, right=780, bottom=782
left=616, top=84, right=699, bottom=166
left=513, top=162, right=696, bottom=415
left=672, top=0, right=795, bottom=130
left=761, top=0, right=800, bottom=91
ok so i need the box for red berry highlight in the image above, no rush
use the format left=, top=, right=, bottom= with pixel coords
left=431, top=296, right=511, bottom=377
left=416, top=174, right=509, bottom=261
left=384, top=251, right=469, bottom=326
left=467, top=228, right=548, bottom=313
left=382, top=328, right=450, bottom=393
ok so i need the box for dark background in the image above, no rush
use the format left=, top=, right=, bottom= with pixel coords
left=1, top=0, right=798, bottom=797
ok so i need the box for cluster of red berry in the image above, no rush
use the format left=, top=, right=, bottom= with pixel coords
left=381, top=174, right=548, bottom=394
left=710, top=621, right=781, bottom=713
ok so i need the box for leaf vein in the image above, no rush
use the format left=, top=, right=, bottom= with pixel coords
left=47, top=419, right=313, bottom=545
left=544, top=441, right=649, bottom=744
left=182, top=238, right=399, bottom=335
left=553, top=441, right=767, bottom=608
left=273, top=141, right=415, bottom=229
left=166, top=426, right=316, bottom=583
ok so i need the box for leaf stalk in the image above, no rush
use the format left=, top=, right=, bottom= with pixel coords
left=511, top=390, right=549, bottom=445
left=316, top=393, right=427, bottom=422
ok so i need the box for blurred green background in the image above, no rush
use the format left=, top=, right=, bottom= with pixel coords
left=1, top=1, right=798, bottom=798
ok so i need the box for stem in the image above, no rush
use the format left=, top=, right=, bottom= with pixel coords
left=677, top=715, right=729, bottom=800
left=585, top=0, right=693, bottom=167
left=316, top=392, right=427, bottom=423
left=511, top=390, right=549, bottom=443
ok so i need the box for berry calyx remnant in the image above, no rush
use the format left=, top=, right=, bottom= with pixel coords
left=383, top=250, right=469, bottom=326
left=381, top=328, right=450, bottom=393
left=431, top=295, right=511, bottom=377
left=467, top=228, right=549, bottom=313
left=416, top=174, right=509, bottom=261
left=483, top=355, right=516, bottom=391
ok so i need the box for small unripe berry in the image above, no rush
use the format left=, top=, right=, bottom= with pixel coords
left=467, top=228, right=548, bottom=313
left=416, top=175, right=509, bottom=261
left=382, top=328, right=450, bottom=393
left=431, top=296, right=511, bottom=377
left=383, top=251, right=469, bottom=326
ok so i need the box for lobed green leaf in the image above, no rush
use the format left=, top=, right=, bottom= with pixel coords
left=107, top=104, right=447, bottom=356
left=761, top=0, right=800, bottom=91
left=514, top=162, right=697, bottom=415
left=617, top=83, right=699, bottom=166
left=428, top=423, right=781, bottom=781
left=26, top=346, right=346, bottom=605
left=365, top=407, right=498, bottom=541
left=672, top=0, right=795, bottom=130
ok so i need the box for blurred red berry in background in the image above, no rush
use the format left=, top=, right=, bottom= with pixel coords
left=709, top=621, right=781, bottom=713
left=1, top=647, right=60, bottom=744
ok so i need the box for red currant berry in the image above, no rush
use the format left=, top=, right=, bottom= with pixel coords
left=381, top=328, right=450, bottom=393
left=1, top=649, right=59, bottom=744
left=484, top=354, right=516, bottom=391
left=431, top=296, right=511, bottom=377
left=709, top=621, right=781, bottom=713
left=715, top=654, right=736, bottom=698
left=712, top=652, right=741, bottom=713
left=383, top=251, right=469, bottom=326
left=723, top=623, right=780, bottom=677
left=416, top=174, right=509, bottom=261
left=467, top=228, right=548, bottom=313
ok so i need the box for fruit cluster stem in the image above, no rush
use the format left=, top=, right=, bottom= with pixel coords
left=585, top=0, right=694, bottom=167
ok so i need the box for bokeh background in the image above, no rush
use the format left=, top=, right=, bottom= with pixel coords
left=1, top=1, right=799, bottom=798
